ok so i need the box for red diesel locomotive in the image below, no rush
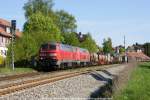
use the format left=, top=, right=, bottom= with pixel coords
left=39, top=42, right=90, bottom=69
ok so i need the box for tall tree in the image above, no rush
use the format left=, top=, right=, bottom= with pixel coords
left=103, top=37, right=113, bottom=54
left=63, top=32, right=79, bottom=46
left=24, top=0, right=54, bottom=19
left=80, top=33, right=98, bottom=53
left=55, top=10, right=77, bottom=33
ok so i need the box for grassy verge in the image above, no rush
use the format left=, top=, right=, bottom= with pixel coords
left=0, top=67, right=36, bottom=75
left=113, top=62, right=150, bottom=100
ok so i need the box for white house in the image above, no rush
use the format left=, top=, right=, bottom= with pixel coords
left=0, top=18, right=22, bottom=58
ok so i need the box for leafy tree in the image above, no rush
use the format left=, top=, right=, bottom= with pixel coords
left=97, top=46, right=103, bottom=53
left=119, top=47, right=125, bottom=54
left=63, top=32, right=79, bottom=46
left=80, top=33, right=98, bottom=52
left=103, top=37, right=113, bottom=54
left=55, top=10, right=77, bottom=34
left=24, top=0, right=54, bottom=18
left=143, top=42, right=150, bottom=57
left=24, top=12, right=63, bottom=42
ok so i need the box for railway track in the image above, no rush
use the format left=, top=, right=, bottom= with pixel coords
left=0, top=64, right=119, bottom=82
left=0, top=72, right=40, bottom=81
left=0, top=64, right=122, bottom=97
left=0, top=70, right=90, bottom=96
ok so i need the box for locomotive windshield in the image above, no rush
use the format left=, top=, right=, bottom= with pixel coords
left=41, top=43, right=56, bottom=50
left=49, top=44, right=56, bottom=50
left=41, top=44, right=48, bottom=50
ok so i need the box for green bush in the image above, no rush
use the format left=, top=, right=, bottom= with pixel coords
left=0, top=56, right=5, bottom=66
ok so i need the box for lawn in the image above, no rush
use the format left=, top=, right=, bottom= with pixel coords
left=0, top=67, right=36, bottom=75
left=113, top=62, right=150, bottom=100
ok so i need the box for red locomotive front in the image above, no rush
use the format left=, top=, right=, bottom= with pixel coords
left=39, top=42, right=59, bottom=68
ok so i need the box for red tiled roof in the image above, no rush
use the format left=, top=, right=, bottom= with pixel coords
left=0, top=18, right=22, bottom=38
left=0, top=27, right=11, bottom=37
left=16, top=29, right=22, bottom=38
left=0, top=18, right=11, bottom=27
left=127, top=51, right=150, bottom=61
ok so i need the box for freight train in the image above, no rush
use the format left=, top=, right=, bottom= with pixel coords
left=38, top=42, right=122, bottom=70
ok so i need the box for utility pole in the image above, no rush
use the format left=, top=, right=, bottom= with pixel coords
left=124, top=35, right=127, bottom=63
left=11, top=20, right=16, bottom=70
left=124, top=35, right=125, bottom=50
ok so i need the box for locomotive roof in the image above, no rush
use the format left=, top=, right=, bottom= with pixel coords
left=42, top=42, right=89, bottom=52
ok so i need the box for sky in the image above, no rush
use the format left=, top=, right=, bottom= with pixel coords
left=0, top=0, right=150, bottom=47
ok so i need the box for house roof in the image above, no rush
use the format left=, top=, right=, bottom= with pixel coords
left=127, top=51, right=150, bottom=61
left=0, top=27, right=11, bottom=37
left=0, top=18, right=22, bottom=38
left=15, top=29, right=22, bottom=38
left=0, top=18, right=11, bottom=27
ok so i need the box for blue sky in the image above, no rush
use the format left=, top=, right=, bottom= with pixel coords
left=0, top=0, right=150, bottom=46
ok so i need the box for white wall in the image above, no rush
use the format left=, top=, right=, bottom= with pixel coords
left=0, top=46, right=8, bottom=58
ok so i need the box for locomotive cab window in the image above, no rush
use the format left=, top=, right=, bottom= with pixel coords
left=41, top=44, right=56, bottom=50
left=49, top=44, right=56, bottom=50
left=41, top=44, right=48, bottom=50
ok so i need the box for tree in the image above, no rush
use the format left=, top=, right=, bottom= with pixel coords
left=55, top=10, right=77, bottom=34
left=23, top=12, right=63, bottom=42
left=80, top=33, right=98, bottom=53
left=63, top=32, right=79, bottom=46
left=103, top=37, right=113, bottom=54
left=24, top=0, right=54, bottom=19
left=143, top=42, right=150, bottom=57
left=119, top=47, right=125, bottom=54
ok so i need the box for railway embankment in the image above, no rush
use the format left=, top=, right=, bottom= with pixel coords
left=0, top=64, right=135, bottom=100
left=90, top=62, right=137, bottom=98
left=113, top=62, right=150, bottom=100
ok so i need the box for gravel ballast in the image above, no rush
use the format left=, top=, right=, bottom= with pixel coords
left=0, top=64, right=128, bottom=100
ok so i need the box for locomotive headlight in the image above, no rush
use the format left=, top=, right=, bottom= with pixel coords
left=49, top=53, right=57, bottom=56
left=40, top=57, right=43, bottom=60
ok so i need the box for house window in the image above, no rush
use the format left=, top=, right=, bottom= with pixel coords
left=6, top=38, right=7, bottom=43
left=2, top=37, right=3, bottom=43
left=4, top=50, right=7, bottom=56
left=6, top=27, right=10, bottom=33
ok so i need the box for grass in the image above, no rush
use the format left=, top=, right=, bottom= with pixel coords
left=113, top=62, right=150, bottom=100
left=0, top=67, right=36, bottom=75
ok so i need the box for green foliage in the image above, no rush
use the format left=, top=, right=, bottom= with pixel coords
left=143, top=42, right=150, bottom=57
left=80, top=33, right=98, bottom=53
left=119, top=47, right=125, bottom=54
left=0, top=56, right=4, bottom=65
left=63, top=32, right=79, bottom=46
left=103, top=37, right=113, bottom=54
left=113, top=62, right=150, bottom=100
left=55, top=10, right=77, bottom=33
left=24, top=0, right=54, bottom=18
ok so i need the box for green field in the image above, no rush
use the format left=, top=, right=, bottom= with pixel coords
left=113, top=62, right=150, bottom=100
left=0, top=67, right=36, bottom=75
